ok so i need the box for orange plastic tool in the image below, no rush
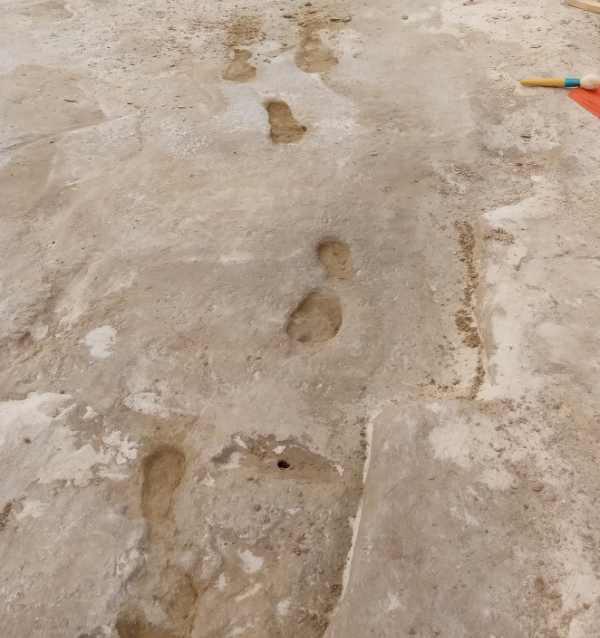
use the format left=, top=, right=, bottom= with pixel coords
left=569, top=87, right=600, bottom=119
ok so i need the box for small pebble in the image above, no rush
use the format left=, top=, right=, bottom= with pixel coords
left=532, top=482, right=544, bottom=492
left=402, top=15, right=409, bottom=20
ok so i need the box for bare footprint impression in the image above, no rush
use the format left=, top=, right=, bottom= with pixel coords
left=116, top=567, right=198, bottom=638
left=142, top=445, right=185, bottom=525
left=296, top=32, right=338, bottom=73
left=317, top=240, right=352, bottom=282
left=265, top=100, right=307, bottom=144
left=116, top=445, right=199, bottom=638
left=287, top=241, right=352, bottom=344
left=294, top=10, right=339, bottom=74
left=222, top=49, right=256, bottom=83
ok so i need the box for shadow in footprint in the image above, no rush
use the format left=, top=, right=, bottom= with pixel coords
left=265, top=100, right=307, bottom=144
left=222, top=49, right=256, bottom=83
left=116, top=609, right=170, bottom=638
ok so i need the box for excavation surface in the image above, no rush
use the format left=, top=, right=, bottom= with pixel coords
left=2, top=0, right=600, bottom=637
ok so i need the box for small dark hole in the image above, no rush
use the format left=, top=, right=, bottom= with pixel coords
left=277, top=460, right=290, bottom=469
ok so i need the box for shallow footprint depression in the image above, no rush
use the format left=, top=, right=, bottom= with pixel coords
left=141, top=445, right=186, bottom=523
left=222, top=49, right=256, bottom=83
left=296, top=33, right=338, bottom=74
left=317, top=240, right=352, bottom=281
left=265, top=100, right=307, bottom=144
left=286, top=291, right=342, bottom=343
left=116, top=608, right=171, bottom=638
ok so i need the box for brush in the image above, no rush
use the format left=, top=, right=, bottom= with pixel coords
left=520, top=74, right=600, bottom=89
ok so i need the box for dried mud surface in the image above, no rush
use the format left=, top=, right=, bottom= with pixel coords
left=2, top=0, right=600, bottom=636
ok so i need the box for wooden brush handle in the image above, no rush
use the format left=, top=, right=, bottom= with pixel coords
left=521, top=78, right=567, bottom=87
left=565, top=0, right=600, bottom=15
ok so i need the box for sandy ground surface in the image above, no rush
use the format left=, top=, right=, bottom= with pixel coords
left=2, top=0, right=600, bottom=636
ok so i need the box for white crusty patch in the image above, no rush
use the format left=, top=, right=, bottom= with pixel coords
left=123, top=392, right=170, bottom=418
left=15, top=499, right=48, bottom=520
left=235, top=583, right=263, bottom=602
left=477, top=466, right=514, bottom=491
left=82, top=325, right=116, bottom=359
left=0, top=393, right=138, bottom=497
left=29, top=323, right=48, bottom=341
left=83, top=406, right=98, bottom=420
left=215, top=573, right=227, bottom=590
left=428, top=414, right=471, bottom=469
left=221, top=451, right=242, bottom=470
left=201, top=473, right=215, bottom=487
left=386, top=593, right=401, bottom=612
left=234, top=435, right=247, bottom=449
left=238, top=549, right=263, bottom=574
